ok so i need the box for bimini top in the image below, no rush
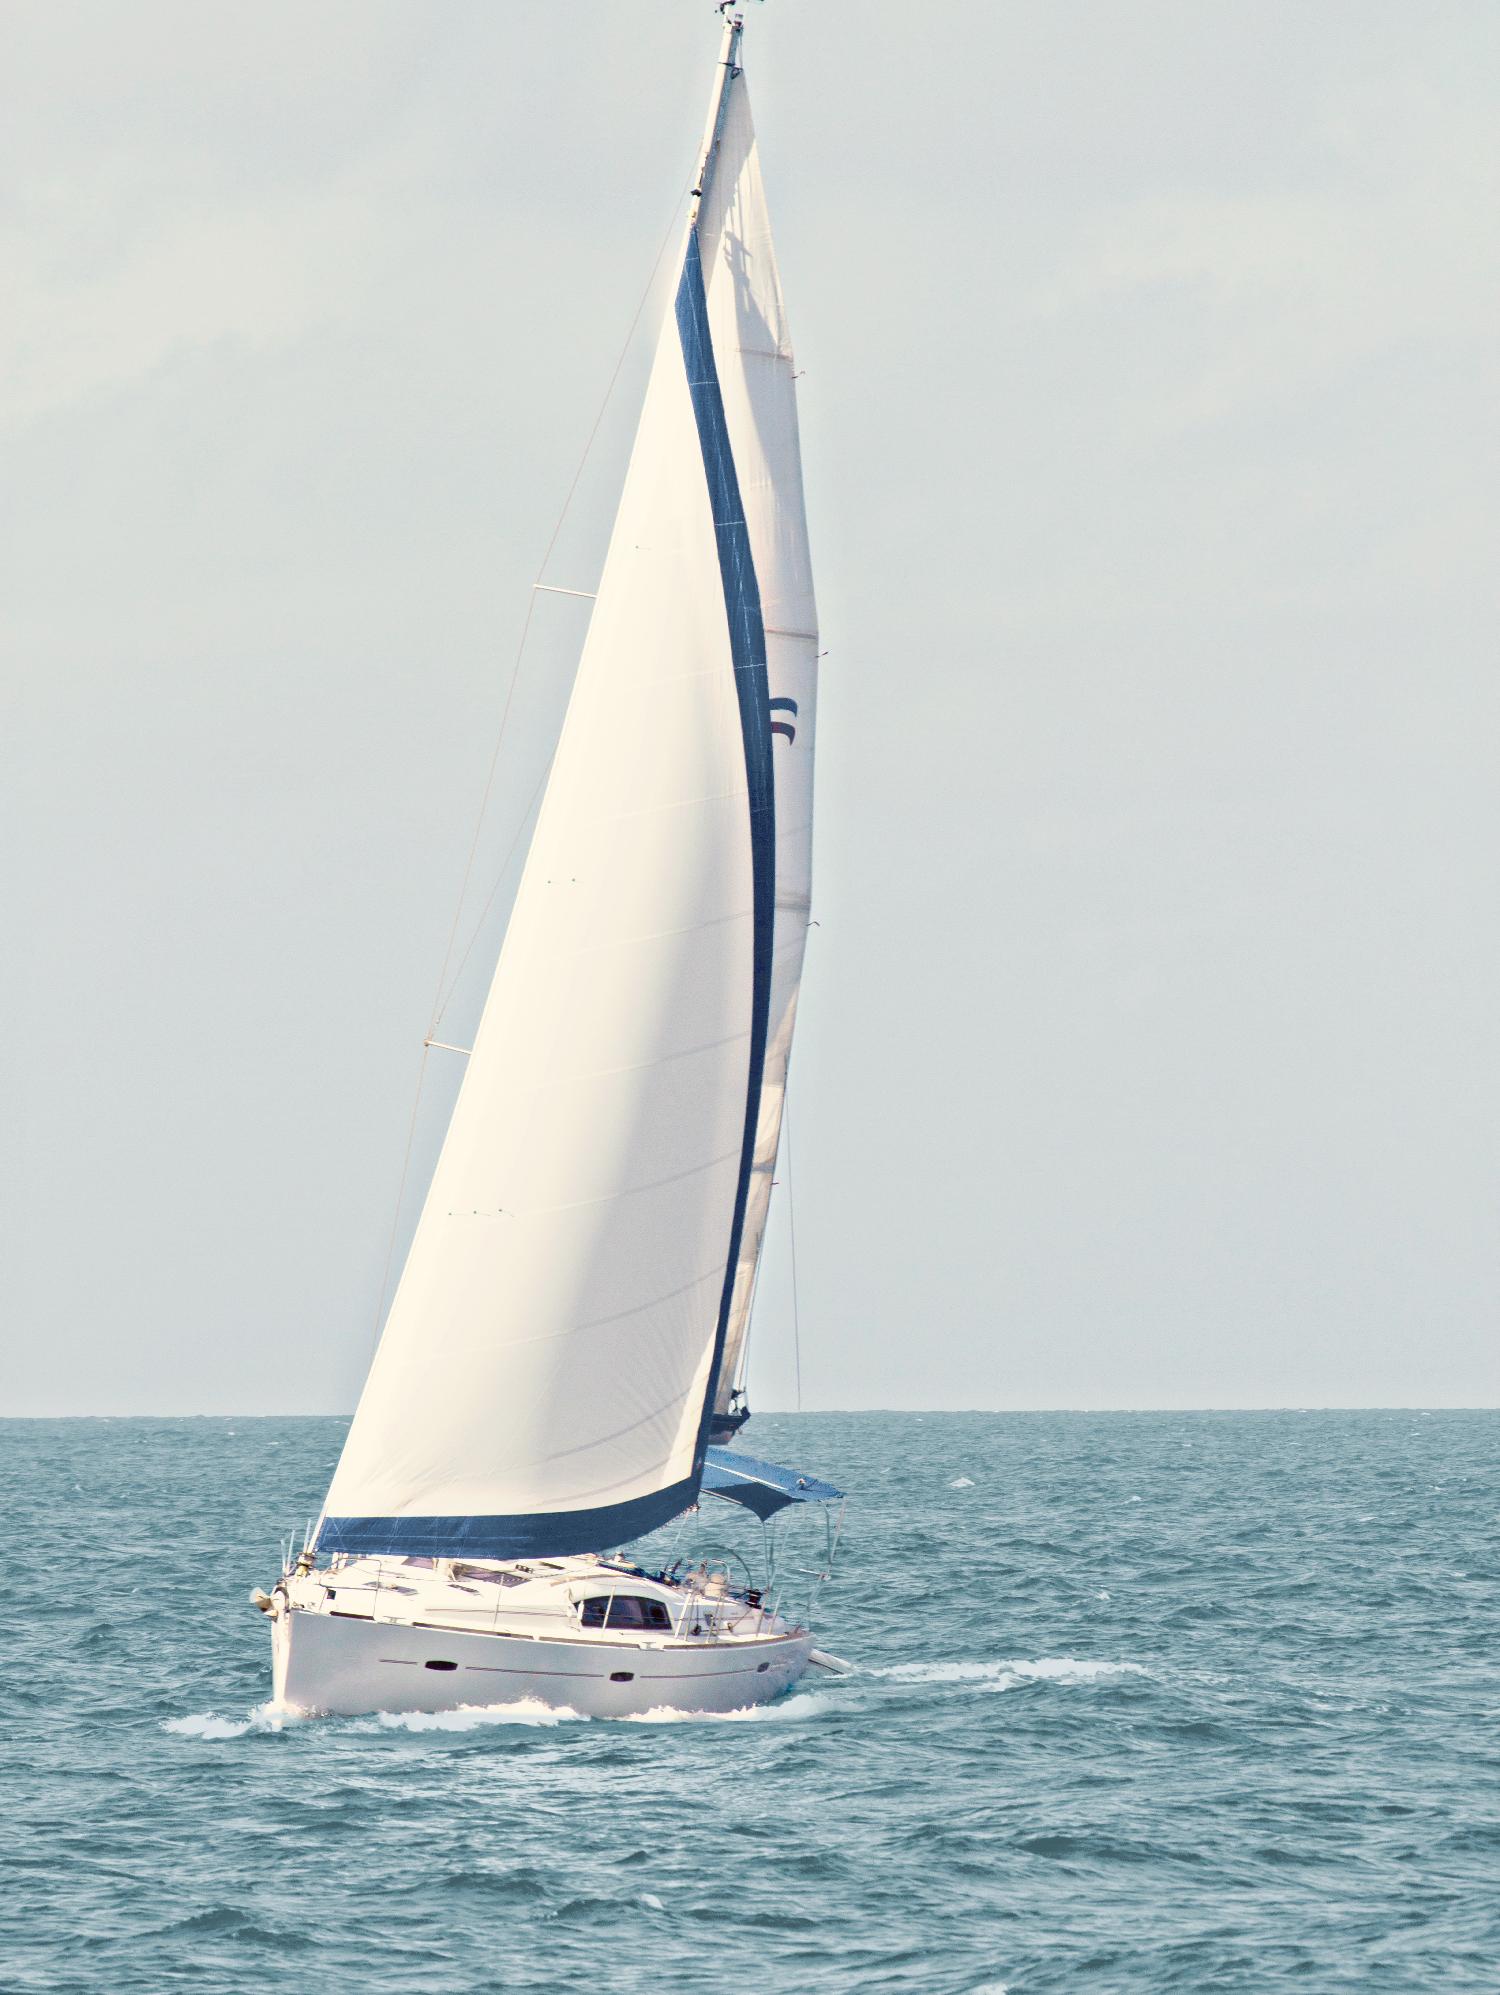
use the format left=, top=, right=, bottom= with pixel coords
left=700, top=1448, right=844, bottom=1521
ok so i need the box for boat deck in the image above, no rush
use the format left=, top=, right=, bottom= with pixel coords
left=280, top=1550, right=795, bottom=1648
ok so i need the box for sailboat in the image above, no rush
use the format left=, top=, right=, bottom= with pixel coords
left=256, top=10, right=846, bottom=1719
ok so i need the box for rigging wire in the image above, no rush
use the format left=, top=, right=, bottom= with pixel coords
left=428, top=181, right=691, bottom=1040
left=368, top=1045, right=431, bottom=1356
left=783, top=1101, right=804, bottom=1413
left=427, top=770, right=547, bottom=1042
left=365, top=180, right=691, bottom=1353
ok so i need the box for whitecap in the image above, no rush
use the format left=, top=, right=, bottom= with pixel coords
left=164, top=1713, right=252, bottom=1740
left=170, top=1690, right=827, bottom=1739
left=641, top=1893, right=665, bottom=1910
left=949, top=1476, right=975, bottom=1489
left=163, top=1701, right=295, bottom=1740
left=369, top=1698, right=583, bottom=1732
left=623, top=1692, right=828, bottom=1725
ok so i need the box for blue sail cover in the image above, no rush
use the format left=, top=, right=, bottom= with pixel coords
left=700, top=1448, right=843, bottom=1520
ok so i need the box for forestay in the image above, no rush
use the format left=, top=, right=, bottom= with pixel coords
left=318, top=27, right=817, bottom=1562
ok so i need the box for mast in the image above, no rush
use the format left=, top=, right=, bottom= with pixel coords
left=690, top=13, right=744, bottom=230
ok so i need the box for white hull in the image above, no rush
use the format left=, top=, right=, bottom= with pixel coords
left=272, top=1604, right=814, bottom=1719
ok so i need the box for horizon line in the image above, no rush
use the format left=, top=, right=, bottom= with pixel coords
left=4, top=1404, right=1497, bottom=1421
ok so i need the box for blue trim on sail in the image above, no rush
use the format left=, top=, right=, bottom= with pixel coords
left=319, top=1475, right=702, bottom=1562
left=674, top=228, right=776, bottom=1472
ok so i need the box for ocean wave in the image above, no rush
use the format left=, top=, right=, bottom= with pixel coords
left=878, top=1657, right=1148, bottom=1691
left=162, top=1701, right=297, bottom=1740
left=621, top=1691, right=829, bottom=1725
left=366, top=1698, right=585, bottom=1731
left=31, top=1410, right=1499, bottom=1994
left=165, top=1689, right=830, bottom=1738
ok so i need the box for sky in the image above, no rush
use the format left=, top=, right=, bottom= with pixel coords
left=3, top=2, right=1497, bottom=1416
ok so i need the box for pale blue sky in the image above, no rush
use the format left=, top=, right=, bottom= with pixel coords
left=4, top=2, right=1497, bottom=1414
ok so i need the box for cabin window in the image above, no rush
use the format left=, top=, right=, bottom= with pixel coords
left=578, top=1595, right=672, bottom=1631
left=453, top=1562, right=525, bottom=1588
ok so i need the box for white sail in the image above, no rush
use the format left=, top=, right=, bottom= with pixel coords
left=318, top=31, right=814, bottom=1559
left=697, top=79, right=818, bottom=1433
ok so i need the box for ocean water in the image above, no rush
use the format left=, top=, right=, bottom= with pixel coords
left=3, top=1411, right=1496, bottom=1994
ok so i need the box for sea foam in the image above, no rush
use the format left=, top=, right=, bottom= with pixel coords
left=368, top=1698, right=583, bottom=1732
left=621, top=1690, right=829, bottom=1725
left=163, top=1701, right=296, bottom=1740
left=880, top=1657, right=1147, bottom=1692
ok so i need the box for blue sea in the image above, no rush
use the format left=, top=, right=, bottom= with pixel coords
left=4, top=1411, right=1496, bottom=1993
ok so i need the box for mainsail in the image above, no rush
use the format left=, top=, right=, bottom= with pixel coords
left=319, top=20, right=816, bottom=1561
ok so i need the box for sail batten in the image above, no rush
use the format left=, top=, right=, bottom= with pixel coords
left=318, top=34, right=815, bottom=1559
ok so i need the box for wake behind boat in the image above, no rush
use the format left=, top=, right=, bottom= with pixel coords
left=255, top=11, right=844, bottom=1719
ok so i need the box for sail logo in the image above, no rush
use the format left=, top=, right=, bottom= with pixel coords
left=770, top=697, right=798, bottom=744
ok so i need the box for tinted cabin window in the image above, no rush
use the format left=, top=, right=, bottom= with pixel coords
left=579, top=1595, right=672, bottom=1631
left=607, top=1597, right=672, bottom=1631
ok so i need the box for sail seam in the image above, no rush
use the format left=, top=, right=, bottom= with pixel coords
left=533, top=1143, right=740, bottom=1217
left=492, top=1264, right=728, bottom=1349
